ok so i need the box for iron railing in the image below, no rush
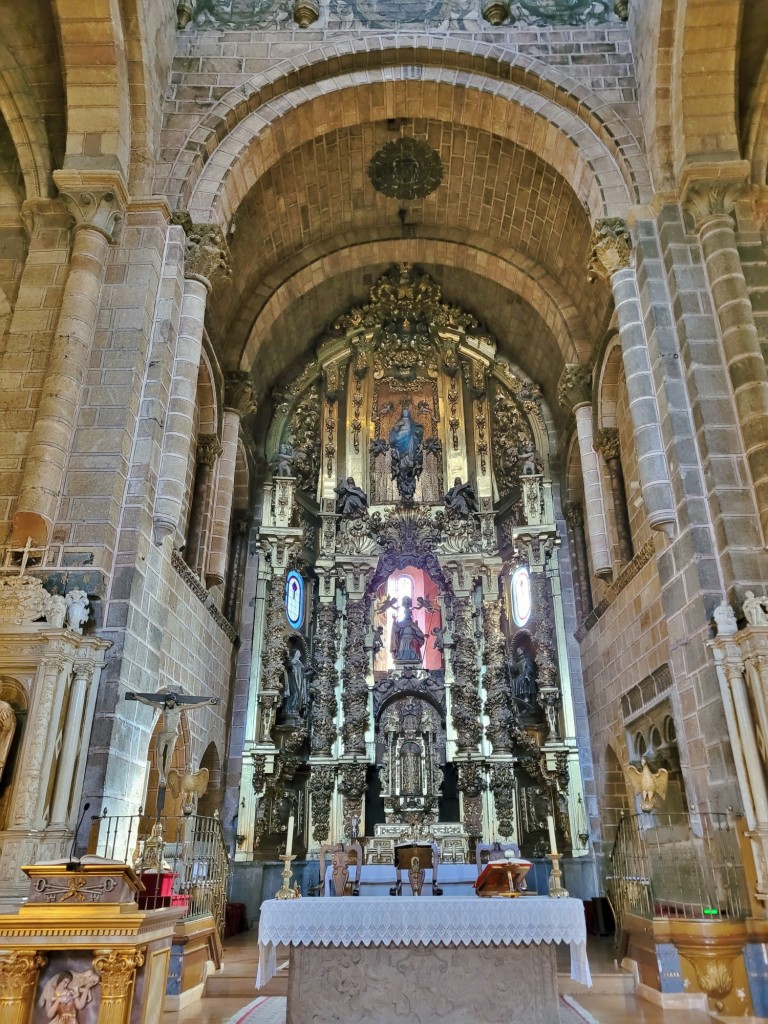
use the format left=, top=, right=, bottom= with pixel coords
left=88, top=812, right=229, bottom=937
left=607, top=811, right=748, bottom=931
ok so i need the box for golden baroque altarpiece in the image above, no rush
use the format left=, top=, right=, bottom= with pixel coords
left=239, top=263, right=586, bottom=864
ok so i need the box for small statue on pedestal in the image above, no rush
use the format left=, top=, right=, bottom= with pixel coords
left=743, top=590, right=768, bottom=626
left=335, top=476, right=368, bottom=516
left=391, top=597, right=426, bottom=664
left=281, top=648, right=308, bottom=721
left=443, top=477, right=479, bottom=516
left=271, top=443, right=300, bottom=477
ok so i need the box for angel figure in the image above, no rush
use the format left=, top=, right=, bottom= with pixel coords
left=167, top=763, right=210, bottom=815
left=39, top=969, right=100, bottom=1022
left=626, top=757, right=668, bottom=812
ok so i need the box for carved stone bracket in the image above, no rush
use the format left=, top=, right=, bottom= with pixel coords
left=557, top=364, right=592, bottom=412
left=224, top=372, right=257, bottom=417
left=53, top=169, right=128, bottom=243
left=586, top=218, right=632, bottom=282
left=593, top=427, right=621, bottom=462
left=172, top=213, right=232, bottom=287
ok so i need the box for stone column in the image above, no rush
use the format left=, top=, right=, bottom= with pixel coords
left=152, top=220, right=230, bottom=545
left=563, top=501, right=592, bottom=617
left=49, top=663, right=94, bottom=827
left=186, top=434, right=222, bottom=579
left=557, top=365, right=612, bottom=578
left=684, top=183, right=768, bottom=544
left=594, top=427, right=633, bottom=563
left=224, top=511, right=251, bottom=624
left=207, top=373, right=255, bottom=587
left=588, top=219, right=677, bottom=536
left=450, top=598, right=482, bottom=753
left=92, top=948, right=145, bottom=1024
left=12, top=173, right=127, bottom=546
left=0, top=952, right=47, bottom=1024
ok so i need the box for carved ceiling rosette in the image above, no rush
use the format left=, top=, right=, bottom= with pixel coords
left=490, top=762, right=517, bottom=838
left=482, top=599, right=514, bottom=754
left=310, top=603, right=340, bottom=755
left=450, top=600, right=483, bottom=751
left=308, top=764, right=336, bottom=844
left=341, top=598, right=370, bottom=756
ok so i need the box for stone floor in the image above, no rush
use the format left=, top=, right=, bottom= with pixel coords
left=163, top=932, right=735, bottom=1024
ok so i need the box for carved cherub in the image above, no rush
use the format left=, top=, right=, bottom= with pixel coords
left=626, top=757, right=668, bottom=812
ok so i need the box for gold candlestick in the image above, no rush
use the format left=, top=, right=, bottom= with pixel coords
left=547, top=852, right=569, bottom=899
left=275, top=854, right=300, bottom=899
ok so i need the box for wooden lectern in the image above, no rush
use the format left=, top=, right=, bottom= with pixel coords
left=474, top=856, right=533, bottom=897
left=390, top=841, right=442, bottom=896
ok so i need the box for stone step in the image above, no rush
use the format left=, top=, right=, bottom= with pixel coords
left=559, top=971, right=634, bottom=996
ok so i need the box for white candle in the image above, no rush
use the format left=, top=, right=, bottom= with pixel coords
left=547, top=814, right=558, bottom=856
left=285, top=814, right=295, bottom=859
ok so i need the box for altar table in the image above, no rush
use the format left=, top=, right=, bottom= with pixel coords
left=257, top=896, right=591, bottom=1024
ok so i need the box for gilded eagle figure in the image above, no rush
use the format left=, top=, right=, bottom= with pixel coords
left=167, top=764, right=210, bottom=815
left=626, top=757, right=668, bottom=812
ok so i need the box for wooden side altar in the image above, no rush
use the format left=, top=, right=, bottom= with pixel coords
left=257, top=896, right=591, bottom=1024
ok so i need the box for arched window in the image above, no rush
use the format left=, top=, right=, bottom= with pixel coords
left=510, top=566, right=532, bottom=628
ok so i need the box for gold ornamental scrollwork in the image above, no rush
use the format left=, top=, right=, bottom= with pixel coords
left=0, top=950, right=47, bottom=999
left=92, top=947, right=145, bottom=998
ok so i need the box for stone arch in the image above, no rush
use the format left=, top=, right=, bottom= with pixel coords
left=0, top=41, right=53, bottom=200
left=744, top=49, right=768, bottom=185
left=564, top=431, right=583, bottom=506
left=197, top=741, right=221, bottom=818
left=233, top=439, right=250, bottom=513
left=183, top=70, right=641, bottom=231
left=671, top=0, right=743, bottom=177
left=163, top=39, right=649, bottom=216
left=602, top=739, right=630, bottom=847
left=0, top=287, right=12, bottom=345
left=596, top=336, right=623, bottom=431
left=195, top=348, right=218, bottom=439
left=52, top=0, right=131, bottom=177
left=241, top=239, right=591, bottom=380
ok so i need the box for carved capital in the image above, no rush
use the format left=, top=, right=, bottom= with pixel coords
left=594, top=427, right=621, bottom=461
left=197, top=434, right=223, bottom=467
left=557, top=363, right=592, bottom=411
left=53, top=170, right=128, bottom=243
left=177, top=0, right=197, bottom=27
left=683, top=181, right=744, bottom=233
left=93, top=948, right=145, bottom=998
left=224, top=372, right=257, bottom=417
left=614, top=0, right=628, bottom=19
left=563, top=501, right=584, bottom=528
left=173, top=213, right=231, bottom=286
left=587, top=218, right=632, bottom=282
left=0, top=951, right=47, bottom=998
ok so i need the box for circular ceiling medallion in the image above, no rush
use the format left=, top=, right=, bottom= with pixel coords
left=368, top=137, right=443, bottom=201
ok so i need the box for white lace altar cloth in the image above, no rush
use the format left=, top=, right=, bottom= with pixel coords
left=256, top=896, right=591, bottom=990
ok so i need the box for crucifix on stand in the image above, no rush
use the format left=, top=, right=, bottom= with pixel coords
left=125, top=687, right=220, bottom=813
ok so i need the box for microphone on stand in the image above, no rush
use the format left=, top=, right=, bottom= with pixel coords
left=66, top=802, right=91, bottom=870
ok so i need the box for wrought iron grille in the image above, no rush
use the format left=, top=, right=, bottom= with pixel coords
left=88, top=812, right=229, bottom=937
left=607, top=811, right=748, bottom=929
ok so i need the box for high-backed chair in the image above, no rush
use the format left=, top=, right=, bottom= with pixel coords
left=475, top=841, right=521, bottom=871
left=318, top=842, right=363, bottom=896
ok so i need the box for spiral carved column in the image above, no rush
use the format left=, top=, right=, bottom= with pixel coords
left=450, top=599, right=482, bottom=752
left=340, top=598, right=369, bottom=756
left=311, top=602, right=340, bottom=755
left=483, top=599, right=513, bottom=754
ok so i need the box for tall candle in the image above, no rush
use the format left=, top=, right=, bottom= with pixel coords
left=547, top=814, right=558, bottom=856
left=285, top=814, right=295, bottom=859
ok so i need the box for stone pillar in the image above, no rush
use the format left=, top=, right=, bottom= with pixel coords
left=187, top=434, right=222, bottom=579
left=49, top=663, right=93, bottom=827
left=92, top=948, right=145, bottom=1024
left=12, top=642, right=72, bottom=829
left=207, top=373, right=255, bottom=587
left=12, top=173, right=127, bottom=546
left=563, top=501, right=592, bottom=618
left=557, top=365, right=612, bottom=579
left=152, top=220, right=230, bottom=545
left=224, top=511, right=251, bottom=624
left=594, top=427, right=633, bottom=563
left=0, top=951, right=47, bottom=1024
left=685, top=183, right=768, bottom=545
left=588, top=219, right=677, bottom=536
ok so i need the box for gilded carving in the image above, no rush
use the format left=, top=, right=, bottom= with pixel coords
left=308, top=765, right=336, bottom=843
left=0, top=951, right=46, bottom=998
left=258, top=577, right=289, bottom=739
left=483, top=600, right=514, bottom=754
left=341, top=599, right=370, bottom=755
left=310, top=603, right=340, bottom=755
left=587, top=218, right=632, bottom=282
left=490, top=763, right=517, bottom=837
left=457, top=761, right=487, bottom=799
left=626, top=757, right=669, bottom=812
left=252, top=753, right=267, bottom=794
left=92, top=948, right=145, bottom=998
left=338, top=762, right=368, bottom=835
left=491, top=391, right=534, bottom=498
left=450, top=600, right=483, bottom=750
left=689, top=958, right=734, bottom=1011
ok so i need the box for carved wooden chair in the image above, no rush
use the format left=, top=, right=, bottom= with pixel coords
left=318, top=842, right=363, bottom=896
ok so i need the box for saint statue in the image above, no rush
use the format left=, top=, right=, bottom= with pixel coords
left=391, top=596, right=426, bottom=664
left=282, top=648, right=308, bottom=719
left=444, top=477, right=479, bottom=516
left=509, top=646, right=537, bottom=706
left=389, top=407, right=424, bottom=501
left=271, top=443, right=299, bottom=477
left=743, top=590, right=768, bottom=626
left=335, top=476, right=368, bottom=516
left=0, top=699, right=16, bottom=785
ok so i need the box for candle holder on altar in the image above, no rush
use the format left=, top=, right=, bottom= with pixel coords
left=275, top=854, right=300, bottom=900
left=547, top=853, right=569, bottom=899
